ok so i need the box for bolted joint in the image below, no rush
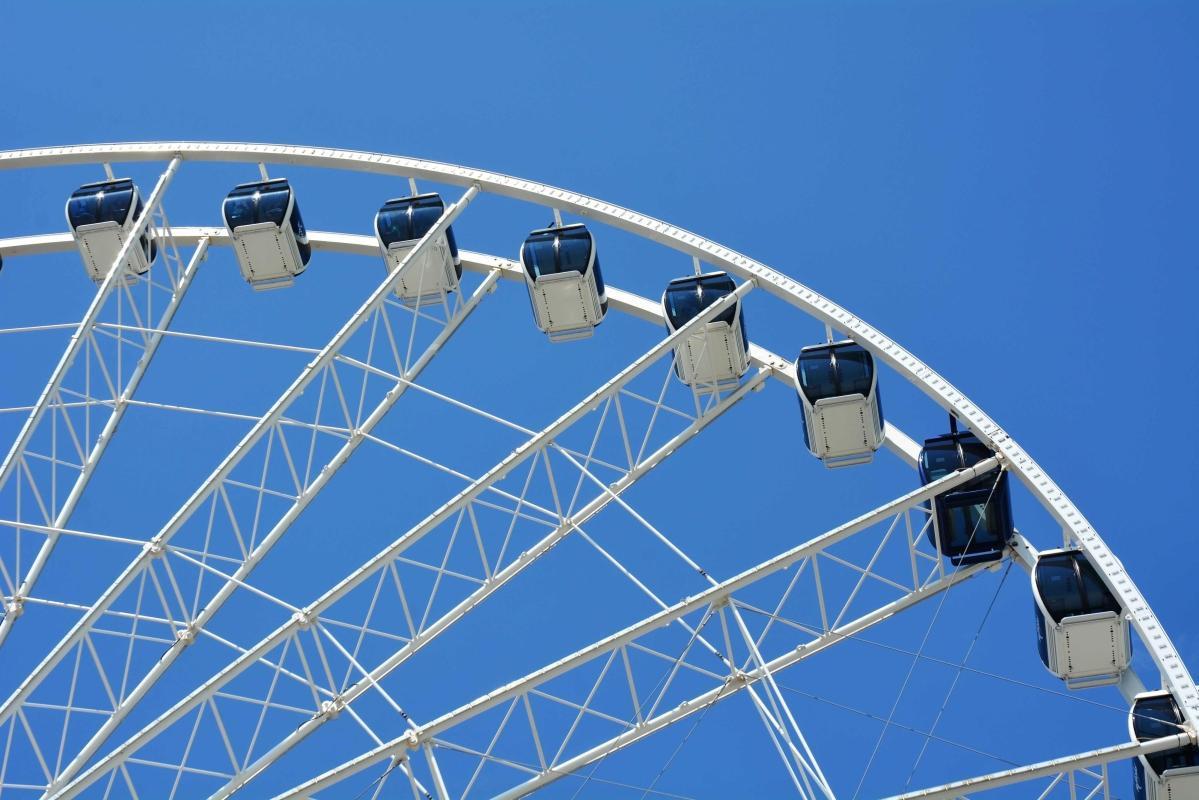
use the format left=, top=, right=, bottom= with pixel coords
left=319, top=696, right=345, bottom=720
left=4, top=596, right=24, bottom=619
left=175, top=624, right=197, bottom=647
left=144, top=538, right=166, bottom=558
left=402, top=729, right=421, bottom=750
left=293, top=608, right=316, bottom=628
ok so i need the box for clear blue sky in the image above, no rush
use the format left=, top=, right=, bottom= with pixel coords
left=0, top=2, right=1196, bottom=798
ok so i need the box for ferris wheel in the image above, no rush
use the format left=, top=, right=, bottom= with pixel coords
left=0, top=142, right=1194, bottom=799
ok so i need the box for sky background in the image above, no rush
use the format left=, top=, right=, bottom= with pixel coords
left=0, top=1, right=1196, bottom=798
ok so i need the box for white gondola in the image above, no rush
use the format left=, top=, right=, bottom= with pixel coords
left=221, top=179, right=311, bottom=290
left=520, top=223, right=607, bottom=342
left=661, top=272, right=749, bottom=390
left=795, top=340, right=884, bottom=468
left=1130, top=691, right=1199, bottom=800
left=374, top=193, right=461, bottom=307
left=65, top=179, right=157, bottom=283
left=1032, top=549, right=1130, bottom=688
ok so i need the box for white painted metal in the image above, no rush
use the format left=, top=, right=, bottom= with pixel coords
left=66, top=176, right=164, bottom=283
left=223, top=182, right=306, bottom=290
left=797, top=341, right=885, bottom=469
left=265, top=463, right=999, bottom=798
left=374, top=197, right=461, bottom=307
left=48, top=281, right=762, bottom=798
left=3, top=143, right=1173, bottom=727
left=525, top=268, right=605, bottom=342
left=1032, top=548, right=1133, bottom=689
left=1131, top=690, right=1199, bottom=800
left=0, top=188, right=491, bottom=792
left=0, top=142, right=1190, bottom=794
left=888, top=735, right=1193, bottom=800
left=0, top=158, right=188, bottom=647
left=662, top=275, right=750, bottom=391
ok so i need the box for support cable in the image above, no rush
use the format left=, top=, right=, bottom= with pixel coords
left=851, top=468, right=1005, bottom=800
left=903, top=560, right=1013, bottom=789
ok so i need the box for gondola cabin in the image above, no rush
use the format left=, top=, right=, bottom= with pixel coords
left=1032, top=549, right=1130, bottom=688
left=661, top=272, right=749, bottom=389
left=918, top=428, right=1013, bottom=564
left=520, top=223, right=607, bottom=342
left=374, top=193, right=461, bottom=307
left=221, top=179, right=311, bottom=290
left=796, top=341, right=884, bottom=468
left=65, top=179, right=157, bottom=283
left=1130, top=691, right=1199, bottom=800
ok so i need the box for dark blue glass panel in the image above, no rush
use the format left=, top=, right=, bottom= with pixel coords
left=797, top=342, right=875, bottom=404
left=1034, top=603, right=1049, bottom=667
left=521, top=225, right=595, bottom=280
left=798, top=350, right=838, bottom=403
left=663, top=273, right=737, bottom=330
left=1037, top=554, right=1087, bottom=622
left=223, top=179, right=294, bottom=230
left=67, top=179, right=137, bottom=229
left=1133, top=694, right=1199, bottom=776
left=256, top=187, right=290, bottom=227
left=223, top=195, right=257, bottom=230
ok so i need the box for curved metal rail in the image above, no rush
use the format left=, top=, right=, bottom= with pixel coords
left=0, top=143, right=1191, bottom=798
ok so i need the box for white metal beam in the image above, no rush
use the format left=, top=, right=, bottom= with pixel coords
left=2, top=142, right=1180, bottom=730
left=48, top=274, right=760, bottom=799
left=886, top=734, right=1192, bottom=800
left=0, top=229, right=926, bottom=468
left=0, top=159, right=191, bottom=646
left=0, top=188, right=493, bottom=793
left=264, top=463, right=998, bottom=799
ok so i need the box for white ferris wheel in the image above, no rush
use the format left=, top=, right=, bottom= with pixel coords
left=0, top=143, right=1193, bottom=800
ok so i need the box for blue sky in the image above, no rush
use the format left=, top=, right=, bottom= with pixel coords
left=0, top=1, right=1197, bottom=798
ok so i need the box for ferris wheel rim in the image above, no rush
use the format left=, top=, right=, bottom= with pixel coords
left=0, top=142, right=1192, bottom=798
left=0, top=140, right=1191, bottom=724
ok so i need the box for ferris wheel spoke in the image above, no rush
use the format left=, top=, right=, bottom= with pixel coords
left=253, top=465, right=996, bottom=800
left=39, top=281, right=762, bottom=799
left=0, top=159, right=199, bottom=651
left=886, top=734, right=1191, bottom=800
left=0, top=189, right=493, bottom=795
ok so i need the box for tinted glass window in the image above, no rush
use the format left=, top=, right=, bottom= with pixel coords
left=224, top=181, right=292, bottom=230
left=835, top=347, right=873, bottom=397
left=377, top=202, right=414, bottom=245
left=556, top=227, right=592, bottom=273
left=664, top=276, right=735, bottom=329
left=592, top=254, right=606, bottom=295
left=67, top=194, right=99, bottom=228
left=98, top=185, right=134, bottom=226
left=1037, top=555, right=1085, bottom=622
left=798, top=350, right=838, bottom=403
left=522, top=233, right=559, bottom=278
left=68, top=180, right=138, bottom=229
left=290, top=203, right=307, bottom=243
left=521, top=226, right=595, bottom=279
left=257, top=187, right=290, bottom=227
left=665, top=286, right=702, bottom=329
left=1077, top=558, right=1120, bottom=614
left=224, top=195, right=258, bottom=230
left=1137, top=694, right=1199, bottom=774
left=409, top=196, right=444, bottom=238
left=920, top=441, right=960, bottom=482
left=1135, top=696, right=1184, bottom=739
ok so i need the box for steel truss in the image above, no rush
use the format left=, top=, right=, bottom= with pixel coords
left=0, top=142, right=1192, bottom=798
left=0, top=187, right=498, bottom=794
left=256, top=460, right=999, bottom=798
left=888, top=734, right=1194, bottom=800
left=45, top=277, right=774, bottom=798
left=0, top=159, right=198, bottom=648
